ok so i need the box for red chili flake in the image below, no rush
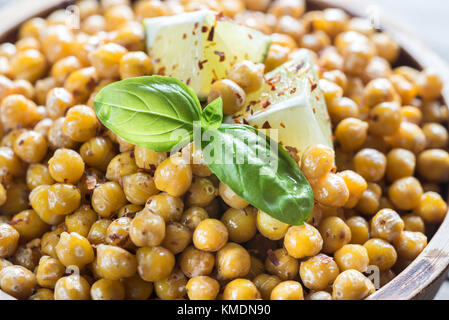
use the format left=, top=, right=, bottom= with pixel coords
left=267, top=76, right=281, bottom=85
left=313, top=108, right=316, bottom=114
left=194, top=40, right=198, bottom=46
left=248, top=34, right=253, bottom=39
left=201, top=26, right=209, bottom=33
left=243, top=118, right=249, bottom=125
left=246, top=105, right=251, bottom=112
left=295, top=62, right=305, bottom=72
left=198, top=59, right=208, bottom=70
left=186, top=78, right=191, bottom=85
left=85, top=175, right=98, bottom=190
left=277, top=91, right=285, bottom=97
left=280, top=122, right=286, bottom=128
left=267, top=249, right=279, bottom=266
left=215, top=12, right=225, bottom=21
left=157, top=67, right=166, bottom=75
left=214, top=51, right=225, bottom=62
left=285, top=146, right=300, bottom=163
left=9, top=218, right=24, bottom=225
left=249, top=100, right=258, bottom=106
left=182, top=33, right=187, bottom=40
left=290, top=87, right=297, bottom=94
left=207, top=26, right=215, bottom=41
left=311, top=83, right=318, bottom=91
left=262, top=121, right=271, bottom=129
left=233, top=118, right=242, bottom=124
left=154, top=58, right=161, bottom=63
left=172, top=64, right=178, bottom=70
left=253, top=124, right=259, bottom=129
left=261, top=99, right=271, bottom=109
left=331, top=166, right=337, bottom=173
left=194, top=22, right=199, bottom=29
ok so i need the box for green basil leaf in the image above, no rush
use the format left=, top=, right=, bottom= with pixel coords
left=201, top=98, right=223, bottom=130
left=94, top=76, right=202, bottom=152
left=201, top=123, right=313, bottom=225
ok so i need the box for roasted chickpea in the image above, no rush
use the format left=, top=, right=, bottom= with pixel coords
left=312, top=173, right=349, bottom=208
left=270, top=280, right=304, bottom=300
left=221, top=208, right=257, bottom=243
left=81, top=15, right=106, bottom=35
left=265, top=248, right=298, bottom=281
left=372, top=32, right=399, bottom=63
left=41, top=228, right=64, bottom=258
left=180, top=206, right=209, bottom=231
left=334, top=244, right=369, bottom=272
left=227, top=60, right=264, bottom=93
left=118, top=51, right=152, bottom=79
left=208, top=79, right=246, bottom=115
left=388, top=177, right=423, bottom=211
left=216, top=242, right=251, bottom=280
left=338, top=170, right=367, bottom=209
left=10, top=209, right=48, bottom=241
left=256, top=210, right=289, bottom=240
left=346, top=216, right=369, bottom=245
left=1, top=94, right=40, bottom=130
left=318, top=216, right=351, bottom=254
left=122, top=172, right=158, bottom=205
left=129, top=209, right=165, bottom=247
left=222, top=278, right=261, bottom=300
left=0, top=146, right=23, bottom=181
left=332, top=269, right=375, bottom=300
left=193, top=219, right=228, bottom=252
left=48, top=149, right=85, bottom=184
left=87, top=219, right=111, bottom=245
left=218, top=182, right=248, bottom=209
left=109, top=22, right=145, bottom=51
left=122, top=274, right=153, bottom=300
left=56, top=232, right=94, bottom=269
left=29, top=288, right=54, bottom=300
left=353, top=148, right=387, bottom=182
left=154, top=267, right=187, bottom=300
left=50, top=56, right=82, bottom=86
left=90, top=279, right=125, bottom=300
left=0, top=181, right=29, bottom=216
left=46, top=87, right=74, bottom=120
left=284, top=224, right=323, bottom=259
left=65, top=205, right=97, bottom=238
left=417, top=69, right=443, bottom=101
left=385, top=148, right=416, bottom=182
left=48, top=117, right=77, bottom=150
left=62, top=105, right=99, bottom=142
left=105, top=151, right=138, bottom=182
left=417, top=149, right=449, bottom=182
left=134, top=145, right=167, bottom=172
left=422, top=101, right=449, bottom=123
left=388, top=122, right=426, bottom=154
left=0, top=265, right=36, bottom=299
left=394, top=231, right=427, bottom=260
left=364, top=238, right=397, bottom=271
left=423, top=123, right=449, bottom=149
left=12, top=131, right=47, bottom=164
left=370, top=209, right=404, bottom=242
left=105, top=216, right=132, bottom=249
left=402, top=214, right=425, bottom=233
left=54, top=275, right=90, bottom=300
left=0, top=223, right=19, bottom=258
left=64, top=67, right=98, bottom=105
left=88, top=43, right=127, bottom=79
left=264, top=44, right=290, bottom=72
left=355, top=182, right=381, bottom=215
left=96, top=244, right=137, bottom=281
left=328, top=95, right=359, bottom=123
left=253, top=274, right=281, bottom=300
left=415, top=191, right=448, bottom=224
left=10, top=49, right=47, bottom=83
left=186, top=276, right=220, bottom=300
left=300, top=144, right=335, bottom=179
left=299, top=253, right=339, bottom=291
left=185, top=177, right=216, bottom=207
left=91, top=182, right=127, bottom=218
left=36, top=256, right=65, bottom=289
left=137, top=246, right=175, bottom=282
left=320, top=79, right=344, bottom=106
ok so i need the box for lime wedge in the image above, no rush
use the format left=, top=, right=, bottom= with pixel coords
left=144, top=10, right=271, bottom=100
left=232, top=51, right=333, bottom=162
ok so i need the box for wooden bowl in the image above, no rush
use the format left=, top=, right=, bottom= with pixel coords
left=1, top=0, right=449, bottom=300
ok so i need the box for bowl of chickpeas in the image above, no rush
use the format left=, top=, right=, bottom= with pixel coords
left=0, top=0, right=448, bottom=301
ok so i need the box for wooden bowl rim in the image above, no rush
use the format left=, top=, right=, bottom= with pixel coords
left=0, top=0, right=449, bottom=300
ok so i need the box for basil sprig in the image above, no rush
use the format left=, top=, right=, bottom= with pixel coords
left=94, top=76, right=313, bottom=225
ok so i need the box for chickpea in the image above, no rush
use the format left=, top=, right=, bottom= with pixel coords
left=185, top=177, right=216, bottom=207
left=48, top=117, right=78, bottom=150
left=353, top=148, right=387, bottom=182
left=264, top=44, right=290, bottom=73
left=253, top=274, right=281, bottom=300
left=0, top=223, right=19, bottom=258
left=417, top=149, right=449, bottom=182
left=48, top=149, right=85, bottom=184
left=178, top=246, right=214, bottom=278
left=394, top=231, right=427, bottom=261
left=386, top=148, right=416, bottom=182
left=133, top=145, right=166, bottom=172
left=222, top=278, right=261, bottom=300
left=226, top=60, right=265, bottom=94
left=313, top=8, right=348, bottom=39
left=0, top=265, right=36, bottom=299
left=388, top=177, right=423, bottom=211
left=219, top=182, right=249, bottom=209
left=65, top=205, right=97, bottom=238
left=388, top=122, right=426, bottom=154
left=105, top=151, right=138, bottom=182
left=13, top=79, right=34, bottom=100
left=45, top=87, right=73, bottom=120
left=88, top=43, right=127, bottom=79
left=90, top=279, right=125, bottom=300
left=312, top=173, right=350, bottom=208
left=268, top=0, right=305, bottom=18
left=193, top=219, right=228, bottom=252
left=12, top=131, right=47, bottom=164
left=334, top=244, right=369, bottom=273
left=87, top=219, right=111, bottom=245
left=186, top=276, right=220, bottom=300
left=96, top=244, right=137, bottom=280
left=332, top=269, right=375, bottom=300
left=1, top=94, right=40, bottom=130
left=422, top=101, right=449, bottom=123
left=368, top=102, right=402, bottom=136
left=327, top=97, right=359, bottom=124
left=417, top=69, right=443, bottom=101
left=118, top=204, right=143, bottom=219
left=54, top=275, right=90, bottom=300
left=62, top=105, right=99, bottom=142
left=121, top=274, right=153, bottom=300
left=256, top=210, right=289, bottom=240
left=299, top=254, right=339, bottom=290
left=372, top=32, right=399, bottom=63
left=34, top=77, right=56, bottom=105
left=364, top=238, right=397, bottom=271
left=300, top=144, right=335, bottom=179
left=79, top=137, right=115, bottom=171
left=403, top=214, right=425, bottom=233
left=370, top=209, right=404, bottom=243
left=10, top=49, right=47, bottom=83
left=422, top=123, right=448, bottom=149
left=306, top=291, right=332, bottom=300
left=128, top=209, right=165, bottom=247
left=122, top=172, right=158, bottom=205
left=320, top=79, right=344, bottom=106
left=153, top=268, right=187, bottom=300
left=0, top=181, right=29, bottom=216
left=181, top=207, right=209, bottom=231
left=216, top=242, right=251, bottom=280
left=160, top=222, right=191, bottom=255
left=19, top=17, right=46, bottom=39
left=118, top=51, right=152, bottom=79
left=110, top=22, right=145, bottom=51
left=64, top=67, right=98, bottom=105
left=92, top=182, right=127, bottom=218
left=265, top=248, right=298, bottom=280
left=318, top=216, right=351, bottom=254
left=56, top=232, right=94, bottom=269
left=346, top=216, right=369, bottom=245
left=78, top=0, right=100, bottom=19
left=10, top=209, right=48, bottom=241
left=269, top=280, right=304, bottom=300
left=106, top=217, right=132, bottom=248
left=221, top=208, right=256, bottom=243
left=283, top=224, right=323, bottom=259
left=36, top=256, right=65, bottom=289
left=29, top=288, right=54, bottom=300
left=81, top=15, right=106, bottom=35
left=337, top=170, right=367, bottom=209
left=41, top=228, right=64, bottom=258
left=137, top=246, right=175, bottom=282
left=207, top=79, right=246, bottom=115
left=415, top=191, right=448, bottom=224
